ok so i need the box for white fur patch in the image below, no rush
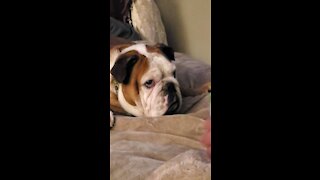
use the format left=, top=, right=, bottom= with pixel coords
left=120, top=44, right=149, bottom=57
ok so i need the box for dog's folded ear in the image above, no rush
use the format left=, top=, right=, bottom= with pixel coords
left=155, top=43, right=175, bottom=61
left=111, top=51, right=139, bottom=84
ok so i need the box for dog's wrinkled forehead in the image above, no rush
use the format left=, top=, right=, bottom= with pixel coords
left=120, top=44, right=148, bottom=56
left=120, top=43, right=175, bottom=63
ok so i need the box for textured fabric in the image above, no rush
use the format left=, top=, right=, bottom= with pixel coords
left=110, top=17, right=141, bottom=41
left=130, top=0, right=168, bottom=45
left=110, top=94, right=211, bottom=180
left=110, top=0, right=168, bottom=45
left=110, top=0, right=132, bottom=22
left=174, top=52, right=211, bottom=97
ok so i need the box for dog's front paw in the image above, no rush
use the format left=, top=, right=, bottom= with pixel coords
left=110, top=111, right=116, bottom=129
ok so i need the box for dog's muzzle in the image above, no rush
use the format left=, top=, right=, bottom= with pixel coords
left=163, top=82, right=181, bottom=115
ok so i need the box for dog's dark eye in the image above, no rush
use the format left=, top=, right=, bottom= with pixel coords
left=144, top=80, right=154, bottom=88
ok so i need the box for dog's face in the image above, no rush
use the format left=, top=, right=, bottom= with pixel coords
left=110, top=43, right=182, bottom=117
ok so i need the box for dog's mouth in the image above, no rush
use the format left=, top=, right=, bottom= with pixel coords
left=163, top=82, right=181, bottom=115
left=165, top=95, right=180, bottom=115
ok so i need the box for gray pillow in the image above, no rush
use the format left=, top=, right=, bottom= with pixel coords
left=174, top=52, right=211, bottom=97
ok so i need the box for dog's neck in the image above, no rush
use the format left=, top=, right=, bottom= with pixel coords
left=111, top=78, right=119, bottom=95
left=110, top=76, right=128, bottom=115
left=117, top=84, right=144, bottom=117
left=110, top=80, right=142, bottom=116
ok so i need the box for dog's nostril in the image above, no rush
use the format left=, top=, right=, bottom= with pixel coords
left=166, top=82, right=176, bottom=92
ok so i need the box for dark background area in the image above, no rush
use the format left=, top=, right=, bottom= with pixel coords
left=1, top=0, right=109, bottom=179
left=0, top=0, right=318, bottom=179
left=212, top=0, right=318, bottom=179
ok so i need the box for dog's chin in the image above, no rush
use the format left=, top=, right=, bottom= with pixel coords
left=141, top=93, right=181, bottom=117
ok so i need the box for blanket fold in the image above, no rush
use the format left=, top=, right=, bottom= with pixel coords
left=110, top=94, right=211, bottom=180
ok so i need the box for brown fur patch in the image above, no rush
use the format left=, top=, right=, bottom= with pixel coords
left=145, top=45, right=163, bottom=55
left=121, top=52, right=149, bottom=106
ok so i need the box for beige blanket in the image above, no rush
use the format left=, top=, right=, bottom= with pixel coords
left=110, top=93, right=211, bottom=180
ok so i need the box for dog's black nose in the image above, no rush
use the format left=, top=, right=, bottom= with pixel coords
left=165, top=82, right=176, bottom=103
left=166, top=82, right=176, bottom=93
left=165, top=82, right=180, bottom=115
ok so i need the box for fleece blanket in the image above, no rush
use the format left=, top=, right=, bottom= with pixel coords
left=110, top=52, right=211, bottom=180
left=110, top=94, right=211, bottom=180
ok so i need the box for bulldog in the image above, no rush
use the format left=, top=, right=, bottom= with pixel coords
left=110, top=36, right=182, bottom=128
